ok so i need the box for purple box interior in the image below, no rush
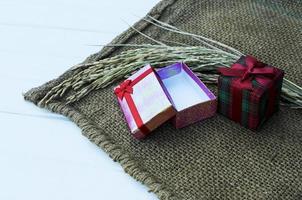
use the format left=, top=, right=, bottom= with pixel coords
left=156, top=62, right=216, bottom=110
left=156, top=62, right=217, bottom=128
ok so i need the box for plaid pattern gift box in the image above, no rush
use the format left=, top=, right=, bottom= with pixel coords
left=218, top=55, right=284, bottom=130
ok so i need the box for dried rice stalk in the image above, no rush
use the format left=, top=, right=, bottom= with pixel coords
left=39, top=17, right=302, bottom=109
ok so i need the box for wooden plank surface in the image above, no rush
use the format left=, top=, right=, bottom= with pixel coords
left=0, top=0, right=160, bottom=199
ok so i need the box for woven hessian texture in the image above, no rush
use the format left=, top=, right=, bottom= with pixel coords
left=25, top=0, right=302, bottom=199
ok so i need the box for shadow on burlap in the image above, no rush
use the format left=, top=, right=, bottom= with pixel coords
left=25, top=0, right=302, bottom=199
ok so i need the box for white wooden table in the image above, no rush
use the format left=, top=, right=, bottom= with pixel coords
left=0, top=0, right=159, bottom=199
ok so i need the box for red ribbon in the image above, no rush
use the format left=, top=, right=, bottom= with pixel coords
left=114, top=67, right=154, bottom=135
left=114, top=80, right=133, bottom=100
left=218, top=55, right=278, bottom=124
left=218, top=55, right=276, bottom=90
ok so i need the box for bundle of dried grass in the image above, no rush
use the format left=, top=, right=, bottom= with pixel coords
left=39, top=16, right=302, bottom=108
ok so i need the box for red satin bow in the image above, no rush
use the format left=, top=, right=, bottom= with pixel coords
left=218, top=55, right=276, bottom=89
left=114, top=80, right=133, bottom=100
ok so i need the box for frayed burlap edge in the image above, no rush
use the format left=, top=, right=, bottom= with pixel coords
left=24, top=0, right=180, bottom=199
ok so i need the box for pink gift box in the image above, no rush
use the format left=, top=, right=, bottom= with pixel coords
left=157, top=62, right=217, bottom=128
left=114, top=65, right=176, bottom=140
left=114, top=62, right=217, bottom=140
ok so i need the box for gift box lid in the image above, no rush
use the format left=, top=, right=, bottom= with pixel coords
left=114, top=65, right=176, bottom=139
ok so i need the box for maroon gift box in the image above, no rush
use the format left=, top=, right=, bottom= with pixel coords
left=218, top=55, right=284, bottom=130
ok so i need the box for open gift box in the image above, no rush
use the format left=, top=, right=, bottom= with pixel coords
left=114, top=62, right=217, bottom=140
left=157, top=62, right=217, bottom=129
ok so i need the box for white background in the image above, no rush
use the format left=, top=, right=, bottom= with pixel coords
left=0, top=0, right=160, bottom=199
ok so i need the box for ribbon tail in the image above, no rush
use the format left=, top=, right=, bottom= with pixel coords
left=124, top=93, right=149, bottom=135
left=231, top=81, right=243, bottom=123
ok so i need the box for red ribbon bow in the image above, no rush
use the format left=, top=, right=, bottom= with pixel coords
left=114, top=80, right=133, bottom=100
left=218, top=55, right=276, bottom=89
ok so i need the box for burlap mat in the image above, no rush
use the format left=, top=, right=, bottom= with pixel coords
left=25, top=0, right=302, bottom=199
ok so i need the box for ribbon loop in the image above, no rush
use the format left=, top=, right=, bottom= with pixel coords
left=114, top=80, right=133, bottom=100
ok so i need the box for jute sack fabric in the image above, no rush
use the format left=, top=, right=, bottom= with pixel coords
left=25, top=0, right=302, bottom=199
